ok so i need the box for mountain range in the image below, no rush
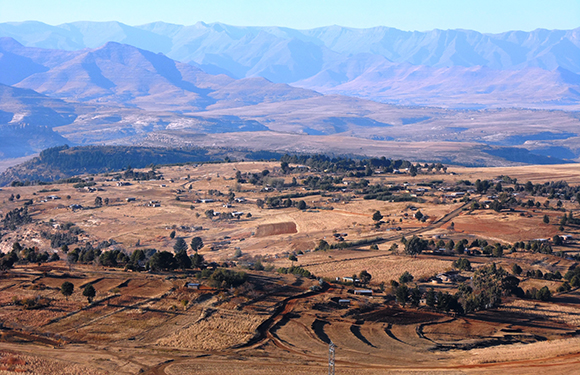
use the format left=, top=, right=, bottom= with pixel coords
left=0, top=21, right=579, bottom=168
left=0, top=21, right=579, bottom=109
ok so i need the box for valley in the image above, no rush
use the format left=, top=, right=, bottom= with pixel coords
left=1, top=158, right=580, bottom=373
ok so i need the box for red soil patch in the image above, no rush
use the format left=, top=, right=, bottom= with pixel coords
left=255, top=222, right=297, bottom=237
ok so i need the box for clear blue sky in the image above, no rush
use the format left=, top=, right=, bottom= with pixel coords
left=0, top=0, right=578, bottom=32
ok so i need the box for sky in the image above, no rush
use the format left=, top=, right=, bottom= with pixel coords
left=0, top=0, right=578, bottom=33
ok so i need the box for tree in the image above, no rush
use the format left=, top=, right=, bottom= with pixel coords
left=61, top=281, right=74, bottom=300
left=399, top=271, right=414, bottom=284
left=454, top=241, right=465, bottom=255
left=288, top=254, right=297, bottom=263
left=543, top=215, right=550, bottom=224
left=94, top=196, right=103, bottom=207
left=190, top=237, right=204, bottom=253
left=553, top=235, right=563, bottom=246
left=537, top=286, right=551, bottom=301
left=492, top=243, right=503, bottom=257
left=405, top=236, right=427, bottom=256
left=297, top=200, right=307, bottom=210
left=395, top=285, right=409, bottom=307
left=316, top=239, right=330, bottom=251
left=445, top=239, right=455, bottom=253
left=104, top=197, right=110, bottom=205
left=148, top=251, right=176, bottom=271
left=512, top=263, right=522, bottom=275
left=175, top=250, right=191, bottom=271
left=173, top=237, right=188, bottom=253
left=359, top=270, right=372, bottom=286
left=256, top=199, right=265, bottom=209
left=372, top=211, right=383, bottom=222
left=83, top=283, right=96, bottom=303
left=410, top=287, right=422, bottom=307
left=280, top=161, right=290, bottom=174
left=169, top=230, right=176, bottom=239
left=414, top=210, right=423, bottom=221
left=130, top=249, right=145, bottom=267
left=190, top=252, right=205, bottom=269
left=426, top=288, right=436, bottom=307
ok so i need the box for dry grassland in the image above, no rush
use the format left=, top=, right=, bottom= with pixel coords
left=157, top=308, right=266, bottom=350
left=500, top=299, right=580, bottom=326
left=459, top=336, right=580, bottom=365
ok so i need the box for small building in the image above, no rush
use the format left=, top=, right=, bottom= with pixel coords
left=338, top=299, right=351, bottom=306
left=353, top=289, right=373, bottom=296
left=200, top=199, right=214, bottom=203
left=234, top=197, right=246, bottom=203
left=47, top=195, right=61, bottom=200
left=126, top=197, right=136, bottom=202
left=339, top=277, right=360, bottom=283
left=116, top=182, right=131, bottom=186
left=186, top=283, right=200, bottom=290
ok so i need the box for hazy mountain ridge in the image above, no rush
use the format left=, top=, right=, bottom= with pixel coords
left=1, top=21, right=578, bottom=109
left=2, top=21, right=578, bottom=74
left=0, top=38, right=320, bottom=111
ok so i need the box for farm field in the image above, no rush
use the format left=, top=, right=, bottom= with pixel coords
left=1, top=159, right=580, bottom=374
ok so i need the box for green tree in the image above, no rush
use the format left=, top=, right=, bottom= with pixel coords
left=395, top=285, right=409, bottom=307
left=173, top=237, right=188, bottom=253
left=512, top=263, right=522, bottom=275
left=454, top=241, right=465, bottom=255
left=297, top=200, right=307, bottom=210
left=83, top=283, right=96, bottom=303
left=445, top=239, right=455, bottom=253
left=169, top=230, right=176, bottom=239
left=175, top=250, right=192, bottom=271
left=288, top=254, right=298, bottom=263
left=543, top=215, right=550, bottom=224
left=492, top=244, right=504, bottom=257
left=405, top=236, right=427, bottom=256
left=94, top=196, right=103, bottom=207
left=280, top=161, right=290, bottom=174
left=399, top=271, right=414, bottom=284
left=553, top=235, right=563, bottom=246
left=148, top=251, right=176, bottom=271
left=426, top=288, right=436, bottom=307
left=359, top=270, right=372, bottom=286
left=190, top=237, right=204, bottom=253
left=372, top=211, right=383, bottom=222
left=61, top=281, right=74, bottom=300
left=414, top=210, right=423, bottom=221
left=410, top=287, right=422, bottom=307
left=190, top=252, right=205, bottom=269
left=316, top=239, right=330, bottom=251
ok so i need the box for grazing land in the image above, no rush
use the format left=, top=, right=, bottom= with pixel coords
left=2, top=157, right=580, bottom=374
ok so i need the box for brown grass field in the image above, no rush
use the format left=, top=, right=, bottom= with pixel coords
left=1, top=162, right=580, bottom=373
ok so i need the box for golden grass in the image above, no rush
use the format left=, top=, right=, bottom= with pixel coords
left=499, top=299, right=580, bottom=326
left=157, top=308, right=266, bottom=350
left=461, top=336, right=580, bottom=365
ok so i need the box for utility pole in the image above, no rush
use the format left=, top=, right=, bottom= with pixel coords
left=328, top=341, right=336, bottom=375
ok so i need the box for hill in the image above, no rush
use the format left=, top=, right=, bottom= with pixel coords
left=0, top=145, right=283, bottom=186
left=0, top=84, right=76, bottom=158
